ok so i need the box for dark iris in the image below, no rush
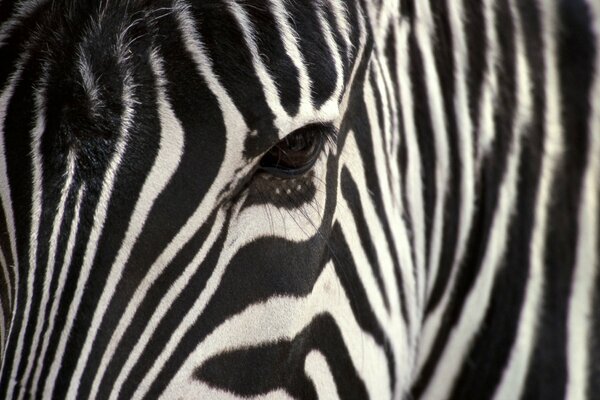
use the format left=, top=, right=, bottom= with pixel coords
left=259, top=124, right=326, bottom=177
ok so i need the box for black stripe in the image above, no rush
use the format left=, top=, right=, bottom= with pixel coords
left=463, top=0, right=486, bottom=141
left=285, top=2, right=338, bottom=109
left=413, top=0, right=518, bottom=394
left=20, top=183, right=81, bottom=392
left=186, top=1, right=279, bottom=159
left=523, top=0, right=596, bottom=397
left=425, top=0, right=461, bottom=314
left=451, top=115, right=542, bottom=399
left=341, top=167, right=391, bottom=311
left=194, top=313, right=369, bottom=400
left=42, top=19, right=159, bottom=400
left=0, top=34, right=43, bottom=397
left=92, top=211, right=221, bottom=400
left=243, top=1, right=301, bottom=117
left=35, top=189, right=98, bottom=395
left=407, top=26, right=436, bottom=273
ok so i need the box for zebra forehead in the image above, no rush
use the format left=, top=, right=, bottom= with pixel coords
left=36, top=0, right=352, bottom=147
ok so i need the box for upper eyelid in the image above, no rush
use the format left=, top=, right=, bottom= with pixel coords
left=260, top=122, right=337, bottom=154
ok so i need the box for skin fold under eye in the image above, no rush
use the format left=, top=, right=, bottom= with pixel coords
left=259, top=124, right=335, bottom=178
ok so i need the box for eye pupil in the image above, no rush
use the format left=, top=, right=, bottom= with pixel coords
left=260, top=125, right=327, bottom=177
left=285, top=132, right=312, bottom=152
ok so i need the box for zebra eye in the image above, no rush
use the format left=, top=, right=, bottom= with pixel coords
left=259, top=124, right=327, bottom=177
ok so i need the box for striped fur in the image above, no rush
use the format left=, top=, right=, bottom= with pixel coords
left=0, top=0, right=598, bottom=399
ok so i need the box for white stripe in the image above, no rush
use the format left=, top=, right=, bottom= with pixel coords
left=337, top=195, right=394, bottom=332
left=95, top=3, right=251, bottom=396
left=476, top=0, right=500, bottom=164
left=32, top=186, right=85, bottom=397
left=343, top=132, right=416, bottom=392
left=159, top=263, right=391, bottom=400
left=371, top=59, right=396, bottom=197
left=316, top=2, right=346, bottom=114
left=417, top=0, right=476, bottom=369
left=363, top=79, right=403, bottom=318
left=336, top=2, right=368, bottom=122
left=0, top=296, right=5, bottom=360
left=442, top=0, right=475, bottom=297
left=414, top=0, right=451, bottom=311
left=363, top=71, right=421, bottom=391
left=377, top=55, right=401, bottom=180
left=9, top=74, right=46, bottom=400
left=125, top=205, right=248, bottom=400
left=269, top=0, right=313, bottom=115
left=493, top=0, right=562, bottom=398
left=0, top=57, right=27, bottom=384
left=128, top=159, right=335, bottom=399
left=566, top=1, right=600, bottom=398
left=99, top=210, right=227, bottom=400
left=42, top=70, right=136, bottom=396
left=327, top=0, right=354, bottom=62
left=226, top=0, right=291, bottom=132
left=305, top=350, right=341, bottom=400
left=394, top=18, right=426, bottom=314
left=344, top=129, right=414, bottom=324
left=418, top=0, right=499, bottom=366
left=0, top=240, right=12, bottom=311
left=422, top=10, right=533, bottom=397
left=161, top=382, right=295, bottom=400
left=65, top=49, right=186, bottom=399
left=17, top=155, right=75, bottom=399
left=372, top=12, right=402, bottom=188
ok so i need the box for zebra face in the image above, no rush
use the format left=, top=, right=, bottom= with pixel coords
left=0, top=1, right=414, bottom=399
left=5, top=0, right=600, bottom=399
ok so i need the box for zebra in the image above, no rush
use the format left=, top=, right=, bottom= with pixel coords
left=0, top=0, right=598, bottom=398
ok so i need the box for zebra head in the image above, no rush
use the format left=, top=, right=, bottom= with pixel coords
left=0, top=1, right=417, bottom=398
left=2, top=0, right=600, bottom=399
